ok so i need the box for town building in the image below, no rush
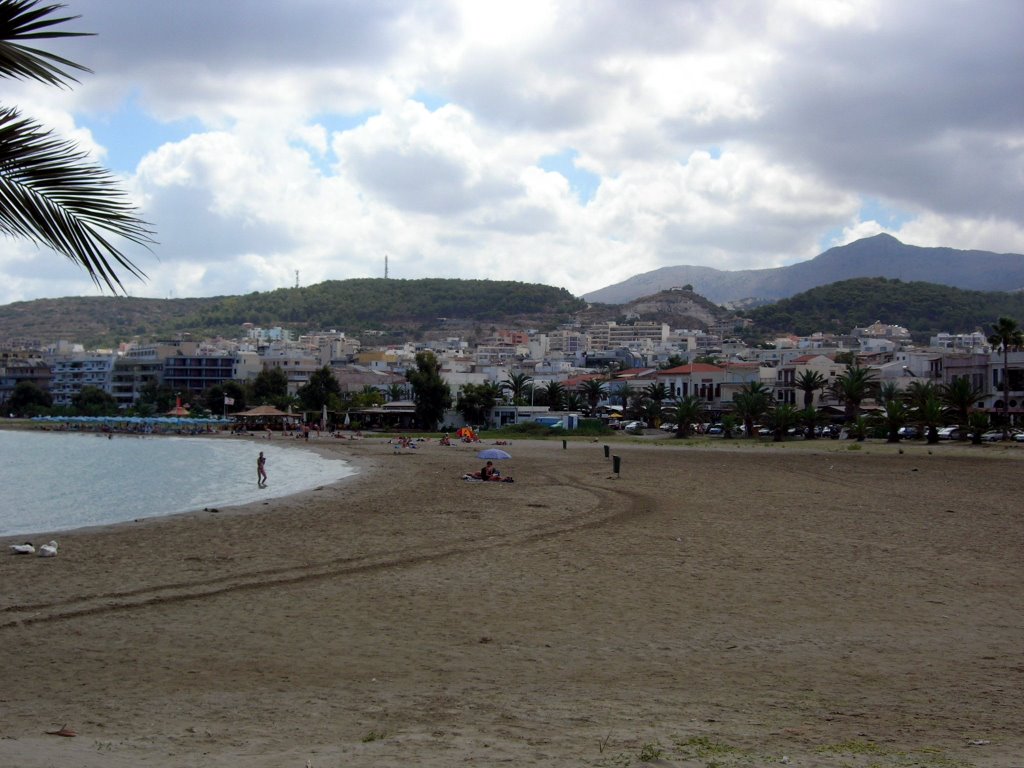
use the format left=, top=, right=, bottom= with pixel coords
left=47, top=353, right=118, bottom=406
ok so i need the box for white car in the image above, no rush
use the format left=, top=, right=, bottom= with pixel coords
left=623, top=420, right=647, bottom=431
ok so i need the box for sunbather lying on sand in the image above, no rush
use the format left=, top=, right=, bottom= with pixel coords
left=463, top=460, right=514, bottom=482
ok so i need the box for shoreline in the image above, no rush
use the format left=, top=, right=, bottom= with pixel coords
left=0, top=427, right=368, bottom=540
left=3, top=436, right=1022, bottom=766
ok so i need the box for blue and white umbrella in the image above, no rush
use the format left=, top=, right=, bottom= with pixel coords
left=477, top=448, right=512, bottom=460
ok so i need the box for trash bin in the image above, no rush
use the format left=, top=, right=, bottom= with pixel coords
left=603, top=444, right=610, bottom=458
left=612, top=455, right=621, bottom=474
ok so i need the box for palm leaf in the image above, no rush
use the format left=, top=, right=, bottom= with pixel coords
left=0, top=0, right=91, bottom=87
left=0, top=106, right=153, bottom=290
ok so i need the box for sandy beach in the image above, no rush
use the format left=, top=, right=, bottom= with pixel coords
left=2, top=434, right=1022, bottom=767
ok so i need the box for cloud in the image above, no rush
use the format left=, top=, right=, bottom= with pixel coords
left=1, top=0, right=1023, bottom=307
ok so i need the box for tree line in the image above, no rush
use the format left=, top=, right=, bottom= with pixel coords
left=744, top=277, right=1024, bottom=339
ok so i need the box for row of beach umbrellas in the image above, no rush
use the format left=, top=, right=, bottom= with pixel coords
left=31, top=415, right=234, bottom=426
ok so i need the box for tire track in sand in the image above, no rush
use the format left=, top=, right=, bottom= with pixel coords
left=1, top=470, right=653, bottom=629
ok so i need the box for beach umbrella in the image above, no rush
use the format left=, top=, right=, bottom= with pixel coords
left=477, top=448, right=512, bottom=460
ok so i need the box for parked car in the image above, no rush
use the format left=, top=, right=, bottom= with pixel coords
left=659, top=422, right=676, bottom=432
left=936, top=426, right=962, bottom=440
left=979, top=428, right=1021, bottom=441
left=705, top=424, right=724, bottom=435
left=622, top=420, right=647, bottom=431
left=897, top=426, right=919, bottom=439
left=1014, top=432, right=1024, bottom=443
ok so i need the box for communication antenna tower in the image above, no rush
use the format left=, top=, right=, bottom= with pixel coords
left=295, top=270, right=299, bottom=289
left=385, top=253, right=389, bottom=279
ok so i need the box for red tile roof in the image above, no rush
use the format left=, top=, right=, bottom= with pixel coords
left=658, top=363, right=724, bottom=374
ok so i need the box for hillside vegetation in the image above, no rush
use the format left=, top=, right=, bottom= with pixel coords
left=0, top=279, right=585, bottom=347
left=4, top=275, right=1022, bottom=349
left=744, top=277, right=1024, bottom=337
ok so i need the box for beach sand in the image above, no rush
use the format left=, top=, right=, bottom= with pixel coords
left=2, top=435, right=1022, bottom=767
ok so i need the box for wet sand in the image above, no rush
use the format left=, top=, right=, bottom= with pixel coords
left=2, top=435, right=1022, bottom=767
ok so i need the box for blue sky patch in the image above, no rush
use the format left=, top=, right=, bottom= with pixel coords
left=818, top=197, right=916, bottom=252
left=858, top=196, right=913, bottom=229
left=79, top=94, right=204, bottom=173
left=539, top=149, right=600, bottom=205
left=412, top=89, right=448, bottom=112
left=312, top=110, right=378, bottom=136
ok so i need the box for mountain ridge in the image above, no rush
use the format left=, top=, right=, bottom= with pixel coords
left=583, top=234, right=1024, bottom=304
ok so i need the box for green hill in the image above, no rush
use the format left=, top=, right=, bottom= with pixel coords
left=6, top=275, right=1020, bottom=350
left=744, top=277, right=1024, bottom=338
left=0, top=278, right=586, bottom=348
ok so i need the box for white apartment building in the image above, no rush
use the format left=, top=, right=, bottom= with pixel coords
left=48, top=353, right=118, bottom=406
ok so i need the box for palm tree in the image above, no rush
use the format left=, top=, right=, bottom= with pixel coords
left=875, top=398, right=910, bottom=443
left=766, top=403, right=800, bottom=442
left=563, top=391, right=585, bottom=412
left=627, top=391, right=648, bottom=421
left=915, top=394, right=946, bottom=444
left=386, top=382, right=408, bottom=402
left=357, top=384, right=383, bottom=407
left=500, top=372, right=533, bottom=406
left=0, top=0, right=153, bottom=290
left=610, top=382, right=631, bottom=408
left=539, top=381, right=565, bottom=410
left=903, top=379, right=936, bottom=406
left=732, top=381, right=772, bottom=437
left=668, top=395, right=703, bottom=437
left=641, top=397, right=663, bottom=428
left=878, top=381, right=902, bottom=405
left=967, top=411, right=990, bottom=445
left=800, top=404, right=830, bottom=440
left=794, top=369, right=827, bottom=408
left=988, top=317, right=1023, bottom=439
left=578, top=378, right=607, bottom=415
left=849, top=414, right=871, bottom=441
left=643, top=382, right=669, bottom=407
left=642, top=382, right=668, bottom=427
left=829, top=363, right=877, bottom=422
left=940, top=377, right=985, bottom=439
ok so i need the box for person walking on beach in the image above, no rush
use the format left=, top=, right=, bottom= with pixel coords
left=257, top=451, right=267, bottom=487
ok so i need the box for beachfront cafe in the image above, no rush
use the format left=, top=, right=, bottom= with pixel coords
left=348, top=399, right=418, bottom=430
left=229, top=404, right=300, bottom=432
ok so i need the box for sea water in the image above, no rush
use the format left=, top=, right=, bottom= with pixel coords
left=0, top=430, right=355, bottom=537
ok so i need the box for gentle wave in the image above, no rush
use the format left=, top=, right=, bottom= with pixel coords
left=0, top=430, right=355, bottom=537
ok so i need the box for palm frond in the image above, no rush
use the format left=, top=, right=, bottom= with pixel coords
left=0, top=106, right=153, bottom=291
left=0, top=0, right=92, bottom=87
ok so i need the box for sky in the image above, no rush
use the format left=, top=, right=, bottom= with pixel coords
left=2, top=0, right=1023, bottom=304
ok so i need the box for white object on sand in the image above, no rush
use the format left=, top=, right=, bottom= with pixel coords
left=37, top=540, right=58, bottom=557
left=10, top=542, right=35, bottom=554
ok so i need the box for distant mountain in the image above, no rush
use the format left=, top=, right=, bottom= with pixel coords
left=583, top=234, right=1024, bottom=305
left=744, top=277, right=1024, bottom=338
left=0, top=278, right=585, bottom=348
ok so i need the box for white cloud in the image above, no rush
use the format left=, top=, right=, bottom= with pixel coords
left=1, top=0, right=1022, bottom=306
